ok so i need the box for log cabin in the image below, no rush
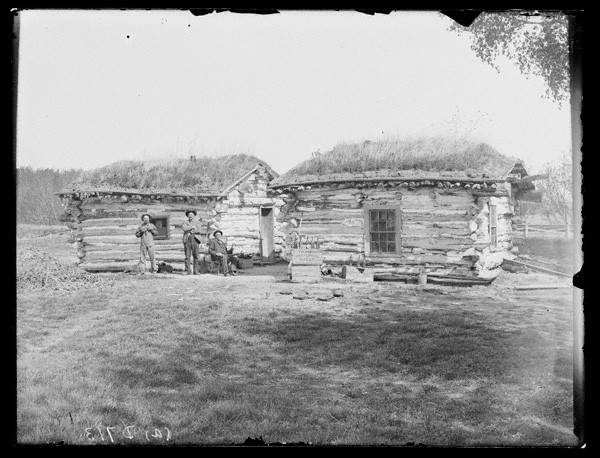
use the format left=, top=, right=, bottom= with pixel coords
left=56, top=154, right=285, bottom=272
left=269, top=138, right=544, bottom=284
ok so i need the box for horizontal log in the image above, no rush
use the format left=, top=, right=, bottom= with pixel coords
left=401, top=236, right=473, bottom=250
left=502, top=259, right=572, bottom=277
left=81, top=226, right=143, bottom=237
left=300, top=235, right=363, bottom=246
left=402, top=212, right=470, bottom=223
left=83, top=242, right=182, bottom=252
left=84, top=249, right=187, bottom=261
left=513, top=284, right=570, bottom=290
left=321, top=244, right=363, bottom=253
left=226, top=197, right=278, bottom=206
left=295, top=201, right=362, bottom=210
left=366, top=254, right=473, bottom=266
left=294, top=208, right=363, bottom=222
left=79, top=202, right=216, bottom=213
left=81, top=218, right=144, bottom=228
left=402, top=208, right=468, bottom=217
left=401, top=226, right=471, bottom=237
left=219, top=206, right=260, bottom=215
left=79, top=261, right=188, bottom=272
left=296, top=225, right=363, bottom=236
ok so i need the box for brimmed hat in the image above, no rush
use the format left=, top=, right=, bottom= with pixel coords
left=185, top=210, right=197, bottom=217
left=140, top=213, right=151, bottom=220
left=213, top=230, right=223, bottom=237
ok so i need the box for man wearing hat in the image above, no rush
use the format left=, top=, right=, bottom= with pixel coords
left=135, top=213, right=158, bottom=274
left=182, top=210, right=206, bottom=275
left=208, top=230, right=239, bottom=276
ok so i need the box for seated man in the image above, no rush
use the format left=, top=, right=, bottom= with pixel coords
left=208, top=230, right=239, bottom=276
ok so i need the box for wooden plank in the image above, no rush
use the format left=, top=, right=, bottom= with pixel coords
left=513, top=284, right=570, bottom=291
left=502, top=259, right=572, bottom=277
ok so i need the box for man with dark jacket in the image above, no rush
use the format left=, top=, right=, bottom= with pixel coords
left=135, top=213, right=158, bottom=274
left=208, top=230, right=239, bottom=276
left=182, top=210, right=206, bottom=275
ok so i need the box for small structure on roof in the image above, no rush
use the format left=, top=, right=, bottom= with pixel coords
left=269, top=137, right=545, bottom=284
left=57, top=154, right=285, bottom=272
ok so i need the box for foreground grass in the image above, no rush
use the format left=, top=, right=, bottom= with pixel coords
left=16, top=274, right=577, bottom=447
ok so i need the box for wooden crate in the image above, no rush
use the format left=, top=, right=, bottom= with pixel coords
left=291, top=265, right=321, bottom=283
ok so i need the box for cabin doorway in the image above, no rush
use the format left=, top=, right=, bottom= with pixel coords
left=259, top=206, right=275, bottom=263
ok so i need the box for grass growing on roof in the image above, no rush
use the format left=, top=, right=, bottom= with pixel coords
left=68, top=153, right=267, bottom=193
left=280, top=136, right=518, bottom=180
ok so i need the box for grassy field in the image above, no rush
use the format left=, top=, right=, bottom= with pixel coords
left=16, top=230, right=579, bottom=447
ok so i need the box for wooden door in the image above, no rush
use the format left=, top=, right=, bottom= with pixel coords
left=259, top=207, right=275, bottom=262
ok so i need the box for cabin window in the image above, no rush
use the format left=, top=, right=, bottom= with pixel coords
left=151, top=215, right=170, bottom=240
left=489, top=204, right=498, bottom=249
left=364, top=206, right=401, bottom=255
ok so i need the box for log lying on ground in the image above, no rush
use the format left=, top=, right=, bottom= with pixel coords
left=513, top=284, right=571, bottom=290
left=78, top=260, right=187, bottom=272
left=374, top=271, right=493, bottom=286
left=502, top=259, right=572, bottom=278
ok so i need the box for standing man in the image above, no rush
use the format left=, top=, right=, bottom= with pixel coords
left=182, top=210, right=204, bottom=275
left=135, top=213, right=158, bottom=274
left=208, top=230, right=239, bottom=276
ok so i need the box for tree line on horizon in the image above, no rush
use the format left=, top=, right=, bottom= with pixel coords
left=17, top=167, right=82, bottom=225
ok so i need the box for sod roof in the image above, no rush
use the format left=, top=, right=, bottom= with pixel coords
left=270, top=137, right=520, bottom=188
left=59, top=154, right=276, bottom=196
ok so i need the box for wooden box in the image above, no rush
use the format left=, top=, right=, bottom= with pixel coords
left=291, top=265, right=322, bottom=283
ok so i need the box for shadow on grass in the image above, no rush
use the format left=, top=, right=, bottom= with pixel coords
left=105, top=332, right=237, bottom=391
left=243, top=309, right=550, bottom=381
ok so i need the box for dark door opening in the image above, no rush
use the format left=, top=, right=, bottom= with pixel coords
left=259, top=207, right=275, bottom=262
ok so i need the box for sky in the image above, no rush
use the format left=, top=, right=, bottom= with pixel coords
left=15, top=9, right=572, bottom=175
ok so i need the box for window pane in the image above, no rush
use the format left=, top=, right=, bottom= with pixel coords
left=371, top=242, right=380, bottom=252
left=387, top=212, right=395, bottom=231
left=371, top=233, right=379, bottom=242
left=370, top=210, right=378, bottom=231
left=388, top=243, right=396, bottom=253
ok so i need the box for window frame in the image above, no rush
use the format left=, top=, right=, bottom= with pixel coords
left=363, top=204, right=402, bottom=257
left=150, top=214, right=171, bottom=240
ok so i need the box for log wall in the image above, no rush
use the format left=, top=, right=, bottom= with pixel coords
left=61, top=171, right=284, bottom=272
left=278, top=185, right=514, bottom=277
